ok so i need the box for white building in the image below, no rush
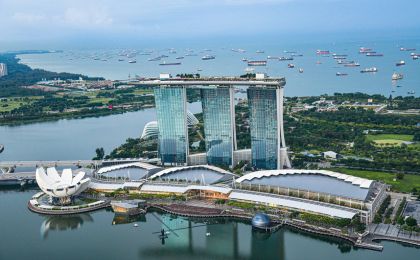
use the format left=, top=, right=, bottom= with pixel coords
left=0, top=63, right=7, bottom=77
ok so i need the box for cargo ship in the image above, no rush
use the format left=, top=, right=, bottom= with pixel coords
left=336, top=72, right=348, bottom=76
left=344, top=62, right=360, bottom=67
left=359, top=47, right=373, bottom=53
left=396, top=60, right=405, bottom=66
left=202, top=55, right=215, bottom=60
left=366, top=53, right=384, bottom=57
left=400, top=47, right=416, bottom=51
left=278, top=56, right=293, bottom=61
left=360, top=67, right=378, bottom=73
left=316, top=50, right=330, bottom=55
left=159, top=61, right=181, bottom=66
left=247, top=60, right=267, bottom=66
left=392, top=72, right=403, bottom=80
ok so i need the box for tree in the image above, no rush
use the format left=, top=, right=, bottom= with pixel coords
left=93, top=147, right=105, bottom=160
left=405, top=217, right=417, bottom=227
left=396, top=173, right=404, bottom=180
left=397, top=216, right=405, bottom=226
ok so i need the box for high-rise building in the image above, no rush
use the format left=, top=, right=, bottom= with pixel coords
left=0, top=63, right=7, bottom=77
left=139, top=75, right=290, bottom=169
left=201, top=87, right=236, bottom=167
left=154, top=87, right=188, bottom=165
left=247, top=86, right=291, bottom=170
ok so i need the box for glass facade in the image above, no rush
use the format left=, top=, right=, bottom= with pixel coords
left=247, top=87, right=278, bottom=170
left=201, top=88, right=234, bottom=167
left=154, top=87, right=188, bottom=165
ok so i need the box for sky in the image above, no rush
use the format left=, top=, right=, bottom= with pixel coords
left=1, top=0, right=420, bottom=50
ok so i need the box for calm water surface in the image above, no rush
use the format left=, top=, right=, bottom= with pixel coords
left=0, top=189, right=418, bottom=260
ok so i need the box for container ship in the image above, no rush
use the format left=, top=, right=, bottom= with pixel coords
left=360, top=67, right=378, bottom=73
left=247, top=60, right=267, bottom=66
left=278, top=57, right=294, bottom=61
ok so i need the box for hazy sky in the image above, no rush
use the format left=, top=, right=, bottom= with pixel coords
left=1, top=0, right=420, bottom=49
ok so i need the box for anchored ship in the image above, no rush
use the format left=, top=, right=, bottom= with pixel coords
left=360, top=67, right=378, bottom=73
left=247, top=60, right=267, bottom=66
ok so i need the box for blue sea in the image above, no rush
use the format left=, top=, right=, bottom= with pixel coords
left=17, top=38, right=420, bottom=97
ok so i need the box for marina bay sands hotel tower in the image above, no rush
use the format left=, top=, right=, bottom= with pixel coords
left=139, top=74, right=291, bottom=170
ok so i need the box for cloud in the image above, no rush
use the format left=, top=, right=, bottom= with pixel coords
left=12, top=12, right=46, bottom=24
left=62, top=7, right=113, bottom=27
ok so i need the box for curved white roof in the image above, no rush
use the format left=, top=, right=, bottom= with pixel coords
left=140, top=183, right=232, bottom=194
left=236, top=169, right=373, bottom=189
left=97, top=162, right=160, bottom=174
left=141, top=111, right=198, bottom=139
left=141, top=121, right=158, bottom=139
left=36, top=167, right=90, bottom=198
left=229, top=191, right=357, bottom=219
left=148, top=165, right=232, bottom=180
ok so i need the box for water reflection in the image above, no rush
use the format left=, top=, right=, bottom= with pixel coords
left=40, top=213, right=93, bottom=239
left=112, top=214, right=146, bottom=225
left=139, top=215, right=285, bottom=260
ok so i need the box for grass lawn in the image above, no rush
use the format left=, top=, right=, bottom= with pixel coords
left=365, top=134, right=414, bottom=147
left=332, top=168, right=420, bottom=193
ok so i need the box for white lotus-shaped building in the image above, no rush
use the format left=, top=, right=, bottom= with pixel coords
left=36, top=167, right=90, bottom=202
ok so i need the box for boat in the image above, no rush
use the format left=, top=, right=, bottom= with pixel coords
left=267, top=56, right=279, bottom=60
left=359, top=47, right=373, bottom=53
left=202, top=55, right=215, bottom=60
left=396, top=60, right=405, bottom=66
left=344, top=62, right=360, bottom=67
left=407, top=90, right=415, bottom=95
left=118, top=59, right=124, bottom=62
left=332, top=54, right=348, bottom=57
left=366, top=53, right=383, bottom=57
left=256, top=50, right=265, bottom=53
left=360, top=67, right=378, bottom=73
left=287, top=63, right=295, bottom=68
left=400, top=47, right=416, bottom=51
left=336, top=72, right=348, bottom=76
left=241, top=58, right=248, bottom=62
left=134, top=224, right=139, bottom=227
left=392, top=72, right=403, bottom=80
left=291, top=54, right=303, bottom=57
left=316, top=50, right=330, bottom=55
left=128, top=60, right=137, bottom=63
left=185, top=53, right=198, bottom=56
left=410, top=52, right=419, bottom=57
left=111, top=200, right=146, bottom=216
left=299, top=68, right=304, bottom=73
left=148, top=57, right=161, bottom=61
left=0, top=144, right=4, bottom=153
left=278, top=56, right=293, bottom=61
left=206, top=232, right=211, bottom=237
left=159, top=61, right=181, bottom=66
left=176, top=56, right=184, bottom=59
left=247, top=60, right=267, bottom=66
left=413, top=55, right=419, bottom=60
